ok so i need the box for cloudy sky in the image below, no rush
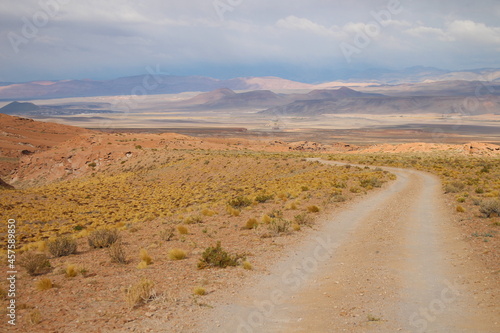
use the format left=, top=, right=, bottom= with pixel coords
left=1, top=0, right=499, bottom=82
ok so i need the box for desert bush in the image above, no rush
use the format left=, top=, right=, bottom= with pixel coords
left=294, top=213, right=312, bottom=226
left=479, top=199, right=500, bottom=217
left=243, top=218, right=259, bottom=230
left=198, top=241, right=243, bottom=269
left=268, top=218, right=290, bottom=235
left=456, top=205, right=466, bottom=213
left=124, top=278, right=156, bottom=308
left=228, top=196, right=252, bottom=208
left=160, top=227, right=175, bottom=241
left=168, top=248, right=187, bottom=260
left=292, top=223, right=301, bottom=231
left=307, top=205, right=320, bottom=213
left=35, top=278, right=53, bottom=291
left=360, top=177, right=383, bottom=188
left=444, top=181, right=465, bottom=193
left=268, top=209, right=283, bottom=218
left=20, top=252, right=51, bottom=276
left=255, top=194, right=274, bottom=203
left=108, top=242, right=127, bottom=264
left=88, top=229, right=119, bottom=248
left=47, top=236, right=77, bottom=257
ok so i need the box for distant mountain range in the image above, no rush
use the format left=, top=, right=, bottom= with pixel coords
left=0, top=67, right=499, bottom=101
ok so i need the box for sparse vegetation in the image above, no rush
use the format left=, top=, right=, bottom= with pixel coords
left=20, top=252, right=51, bottom=276
left=168, top=248, right=187, bottom=260
left=242, top=261, right=253, bottom=270
left=28, top=309, right=42, bottom=325
left=139, top=248, right=152, bottom=265
left=36, top=278, right=53, bottom=291
left=65, top=264, right=78, bottom=278
left=307, top=205, right=320, bottom=213
left=479, top=199, right=500, bottom=218
left=108, top=242, right=127, bottom=264
left=193, top=287, right=206, bottom=296
left=47, top=236, right=77, bottom=257
left=198, top=241, right=243, bottom=269
left=124, top=278, right=156, bottom=308
left=244, top=218, right=259, bottom=230
left=177, top=225, right=189, bottom=235
left=88, top=229, right=119, bottom=248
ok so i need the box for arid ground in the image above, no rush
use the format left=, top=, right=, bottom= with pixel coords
left=0, top=112, right=498, bottom=332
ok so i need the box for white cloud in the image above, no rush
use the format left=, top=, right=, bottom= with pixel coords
left=275, top=16, right=345, bottom=38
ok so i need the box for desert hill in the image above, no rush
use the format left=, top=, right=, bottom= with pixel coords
left=0, top=113, right=92, bottom=176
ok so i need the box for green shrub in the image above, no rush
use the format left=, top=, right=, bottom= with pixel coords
left=47, top=236, right=77, bottom=257
left=198, top=241, right=243, bottom=269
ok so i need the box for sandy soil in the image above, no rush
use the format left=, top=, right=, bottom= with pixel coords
left=193, top=160, right=499, bottom=333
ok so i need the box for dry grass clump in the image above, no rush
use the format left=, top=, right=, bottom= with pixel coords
left=261, top=214, right=272, bottom=224
left=177, top=225, right=189, bottom=235
left=444, top=181, right=466, bottom=193
left=47, top=236, right=77, bottom=257
left=193, top=287, right=206, bottom=296
left=65, top=264, right=78, bottom=278
left=242, top=261, right=253, bottom=270
left=201, top=209, right=217, bottom=216
left=168, top=248, right=187, bottom=260
left=307, top=205, right=320, bottom=213
left=198, top=241, right=243, bottom=269
left=243, top=218, right=259, bottom=230
left=124, top=278, right=156, bottom=308
left=88, top=229, right=119, bottom=248
left=456, top=205, right=466, bottom=213
left=228, top=196, right=252, bottom=208
left=20, top=252, right=51, bottom=276
left=226, top=206, right=241, bottom=217
left=184, top=215, right=203, bottom=224
left=108, top=242, right=127, bottom=264
left=255, top=194, right=274, bottom=203
left=28, top=309, right=42, bottom=325
left=35, top=278, right=53, bottom=291
left=139, top=249, right=152, bottom=266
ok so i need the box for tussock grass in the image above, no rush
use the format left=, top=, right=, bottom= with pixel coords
left=124, top=278, right=156, bottom=308
left=35, top=278, right=53, bottom=291
left=168, top=248, right=187, bottom=260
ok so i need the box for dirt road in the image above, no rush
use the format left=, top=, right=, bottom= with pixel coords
left=199, top=159, right=498, bottom=333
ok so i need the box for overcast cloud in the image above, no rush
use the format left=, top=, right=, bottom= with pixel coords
left=0, top=0, right=499, bottom=82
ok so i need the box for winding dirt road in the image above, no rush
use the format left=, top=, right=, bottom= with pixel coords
left=199, top=159, right=498, bottom=333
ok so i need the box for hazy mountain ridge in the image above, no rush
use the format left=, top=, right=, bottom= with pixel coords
left=1, top=67, right=499, bottom=101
